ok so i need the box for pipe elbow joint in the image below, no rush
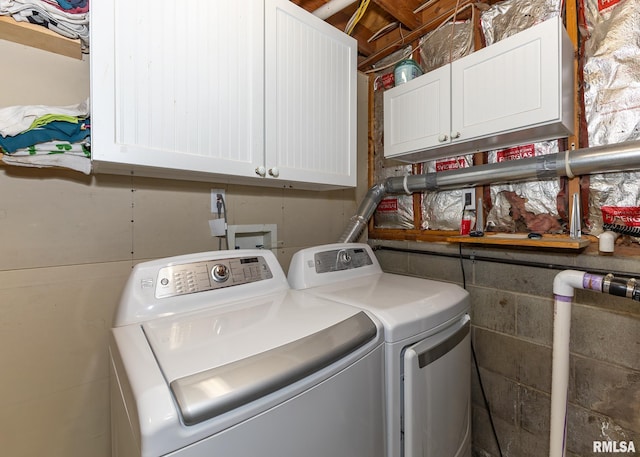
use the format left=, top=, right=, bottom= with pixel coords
left=553, top=270, right=586, bottom=297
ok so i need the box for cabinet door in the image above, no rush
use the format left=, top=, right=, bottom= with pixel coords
left=265, top=0, right=357, bottom=188
left=91, top=0, right=264, bottom=180
left=450, top=17, right=571, bottom=145
left=383, top=65, right=451, bottom=159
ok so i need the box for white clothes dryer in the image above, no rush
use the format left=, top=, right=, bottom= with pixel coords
left=110, top=249, right=385, bottom=457
left=288, top=243, right=471, bottom=457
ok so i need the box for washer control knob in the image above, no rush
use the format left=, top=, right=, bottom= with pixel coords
left=255, top=166, right=266, bottom=177
left=268, top=167, right=280, bottom=178
left=211, top=264, right=230, bottom=283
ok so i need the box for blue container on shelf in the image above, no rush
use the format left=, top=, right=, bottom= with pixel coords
left=393, top=59, right=423, bottom=86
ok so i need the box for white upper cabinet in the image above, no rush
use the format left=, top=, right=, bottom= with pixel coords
left=384, top=17, right=574, bottom=162
left=91, top=0, right=357, bottom=189
left=265, top=0, right=357, bottom=188
left=384, top=65, right=451, bottom=157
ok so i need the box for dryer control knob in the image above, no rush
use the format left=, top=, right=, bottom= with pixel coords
left=338, top=250, right=352, bottom=265
left=211, top=264, right=230, bottom=283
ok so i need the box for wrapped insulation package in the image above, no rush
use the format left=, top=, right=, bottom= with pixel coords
left=418, top=17, right=475, bottom=231
left=373, top=48, right=415, bottom=229
left=485, top=142, right=563, bottom=233
left=421, top=155, right=474, bottom=230
left=481, top=0, right=563, bottom=233
left=418, top=19, right=474, bottom=73
left=480, top=0, right=563, bottom=45
left=583, top=0, right=640, bottom=234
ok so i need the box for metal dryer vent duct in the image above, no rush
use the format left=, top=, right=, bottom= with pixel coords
left=339, top=139, right=640, bottom=243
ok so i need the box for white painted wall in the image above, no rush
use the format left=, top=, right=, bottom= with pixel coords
left=0, top=38, right=368, bottom=456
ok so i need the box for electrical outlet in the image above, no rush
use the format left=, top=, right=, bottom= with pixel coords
left=462, top=189, right=476, bottom=210
left=211, top=189, right=226, bottom=214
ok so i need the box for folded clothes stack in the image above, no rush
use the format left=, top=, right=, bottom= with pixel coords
left=0, top=0, right=89, bottom=51
left=0, top=98, right=91, bottom=174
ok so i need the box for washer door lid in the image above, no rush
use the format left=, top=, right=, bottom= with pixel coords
left=170, top=311, right=376, bottom=425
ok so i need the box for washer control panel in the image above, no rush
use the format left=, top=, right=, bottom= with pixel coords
left=155, top=256, right=272, bottom=299
left=314, top=247, right=373, bottom=274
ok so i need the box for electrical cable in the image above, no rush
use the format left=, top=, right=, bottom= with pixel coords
left=458, top=226, right=504, bottom=457
left=449, top=0, right=462, bottom=63
left=459, top=204, right=468, bottom=289
left=345, top=0, right=370, bottom=35
left=472, top=339, right=505, bottom=457
left=459, top=242, right=466, bottom=290
left=364, top=45, right=415, bottom=74
left=373, top=244, right=637, bottom=278
left=216, top=193, right=229, bottom=250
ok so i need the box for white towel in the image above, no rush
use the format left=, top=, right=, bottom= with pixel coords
left=0, top=98, right=89, bottom=137
left=2, top=153, right=91, bottom=174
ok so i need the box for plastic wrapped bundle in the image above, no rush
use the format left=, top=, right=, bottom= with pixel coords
left=485, top=142, right=562, bottom=233
left=479, top=0, right=563, bottom=233
left=480, top=0, right=562, bottom=45
left=583, top=0, right=640, bottom=234
left=421, top=155, right=473, bottom=230
left=418, top=19, right=473, bottom=73
left=372, top=48, right=415, bottom=229
left=416, top=15, right=475, bottom=231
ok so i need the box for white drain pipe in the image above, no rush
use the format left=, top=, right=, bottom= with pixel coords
left=550, top=270, right=639, bottom=457
left=312, top=0, right=358, bottom=19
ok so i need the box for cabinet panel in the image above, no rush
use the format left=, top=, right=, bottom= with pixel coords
left=265, top=0, right=357, bottom=188
left=383, top=65, right=450, bottom=158
left=91, top=0, right=264, bottom=179
left=451, top=17, right=568, bottom=143
left=383, top=17, right=574, bottom=163
left=93, top=0, right=356, bottom=189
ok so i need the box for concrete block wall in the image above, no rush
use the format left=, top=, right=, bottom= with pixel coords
left=374, top=239, right=640, bottom=457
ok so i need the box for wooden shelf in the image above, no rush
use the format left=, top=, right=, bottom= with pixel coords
left=447, top=233, right=591, bottom=250
left=0, top=16, right=82, bottom=59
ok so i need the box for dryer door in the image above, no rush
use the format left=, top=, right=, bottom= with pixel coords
left=402, top=314, right=471, bottom=457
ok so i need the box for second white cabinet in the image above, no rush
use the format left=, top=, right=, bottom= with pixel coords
left=91, top=0, right=357, bottom=189
left=384, top=17, right=574, bottom=162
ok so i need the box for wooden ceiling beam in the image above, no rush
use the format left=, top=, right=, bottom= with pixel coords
left=371, top=0, right=421, bottom=30
left=357, top=0, right=477, bottom=70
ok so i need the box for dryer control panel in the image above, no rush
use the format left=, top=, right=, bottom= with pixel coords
left=155, top=256, right=272, bottom=299
left=314, top=247, right=373, bottom=274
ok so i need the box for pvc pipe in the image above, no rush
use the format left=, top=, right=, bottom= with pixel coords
left=550, top=294, right=572, bottom=457
left=550, top=271, right=604, bottom=457
left=312, top=0, right=358, bottom=20
left=598, top=231, right=619, bottom=254
left=550, top=270, right=584, bottom=457
left=553, top=270, right=587, bottom=297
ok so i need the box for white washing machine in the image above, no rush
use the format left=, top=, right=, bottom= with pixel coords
left=110, top=249, right=386, bottom=457
left=288, top=243, right=471, bottom=457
